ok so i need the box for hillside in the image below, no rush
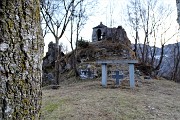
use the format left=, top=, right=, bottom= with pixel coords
left=41, top=79, right=180, bottom=120
left=43, top=38, right=136, bottom=85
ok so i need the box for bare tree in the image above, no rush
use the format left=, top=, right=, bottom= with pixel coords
left=41, top=0, right=84, bottom=85
left=175, top=0, right=180, bottom=82
left=127, top=0, right=141, bottom=56
left=126, top=0, right=175, bottom=75
left=68, top=0, right=93, bottom=76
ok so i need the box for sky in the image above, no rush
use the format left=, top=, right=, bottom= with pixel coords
left=44, top=0, right=178, bottom=54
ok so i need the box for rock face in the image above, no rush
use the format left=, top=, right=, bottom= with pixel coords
left=43, top=42, right=56, bottom=68
left=155, top=43, right=180, bottom=80
left=42, top=42, right=64, bottom=85
left=0, top=0, right=43, bottom=119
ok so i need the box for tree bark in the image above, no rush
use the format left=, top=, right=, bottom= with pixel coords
left=172, top=43, right=180, bottom=82
left=154, top=44, right=164, bottom=71
left=0, top=0, right=43, bottom=119
left=54, top=37, right=60, bottom=85
left=177, top=0, right=180, bottom=25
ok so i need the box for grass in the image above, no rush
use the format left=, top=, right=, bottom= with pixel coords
left=41, top=79, right=180, bottom=120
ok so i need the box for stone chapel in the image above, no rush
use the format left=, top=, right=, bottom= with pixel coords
left=92, top=22, right=129, bottom=43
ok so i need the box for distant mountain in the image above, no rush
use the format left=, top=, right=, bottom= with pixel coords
left=134, top=42, right=180, bottom=79
left=158, top=42, right=180, bottom=79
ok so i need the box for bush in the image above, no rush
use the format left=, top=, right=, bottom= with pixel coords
left=77, top=39, right=89, bottom=48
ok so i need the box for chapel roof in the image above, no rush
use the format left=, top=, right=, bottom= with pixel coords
left=93, top=22, right=107, bottom=29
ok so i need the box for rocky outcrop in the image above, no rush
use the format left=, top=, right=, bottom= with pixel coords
left=42, top=42, right=64, bottom=85
left=78, top=40, right=135, bottom=61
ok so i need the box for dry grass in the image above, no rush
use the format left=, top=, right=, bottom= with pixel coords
left=41, top=79, right=180, bottom=120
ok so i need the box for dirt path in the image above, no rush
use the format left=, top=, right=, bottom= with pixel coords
left=41, top=79, right=180, bottom=120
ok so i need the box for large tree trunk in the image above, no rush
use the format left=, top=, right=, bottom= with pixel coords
left=0, top=0, right=43, bottom=119
left=177, top=0, right=180, bottom=25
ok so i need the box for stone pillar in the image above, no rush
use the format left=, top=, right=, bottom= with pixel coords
left=101, top=63, right=107, bottom=87
left=129, top=63, right=135, bottom=88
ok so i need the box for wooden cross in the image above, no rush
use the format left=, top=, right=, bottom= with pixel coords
left=112, top=71, right=123, bottom=85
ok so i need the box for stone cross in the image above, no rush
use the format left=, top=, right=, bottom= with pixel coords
left=112, top=71, right=123, bottom=85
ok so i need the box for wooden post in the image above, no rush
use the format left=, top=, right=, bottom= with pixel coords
left=129, top=63, right=135, bottom=88
left=101, top=63, right=107, bottom=87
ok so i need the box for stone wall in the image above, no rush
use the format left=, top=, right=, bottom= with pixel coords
left=0, top=0, right=43, bottom=119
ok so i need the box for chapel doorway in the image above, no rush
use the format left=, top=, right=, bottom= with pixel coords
left=96, top=29, right=102, bottom=41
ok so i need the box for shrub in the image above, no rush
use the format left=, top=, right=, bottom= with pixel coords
left=77, top=39, right=89, bottom=48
